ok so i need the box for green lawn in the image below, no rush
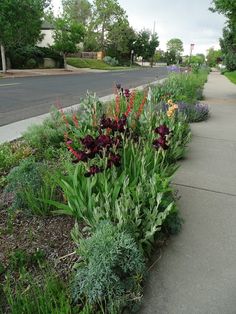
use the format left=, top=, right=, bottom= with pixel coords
left=67, top=57, right=130, bottom=71
left=224, top=71, right=236, bottom=84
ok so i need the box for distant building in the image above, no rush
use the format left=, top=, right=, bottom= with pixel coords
left=38, top=21, right=55, bottom=47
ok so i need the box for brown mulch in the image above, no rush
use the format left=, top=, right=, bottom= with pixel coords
left=0, top=209, right=76, bottom=278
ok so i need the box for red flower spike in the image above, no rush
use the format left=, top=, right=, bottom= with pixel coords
left=115, top=95, right=121, bottom=120
left=72, top=113, right=79, bottom=128
left=136, top=93, right=147, bottom=119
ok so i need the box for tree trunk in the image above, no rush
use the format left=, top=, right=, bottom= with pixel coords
left=63, top=53, right=67, bottom=70
left=1, top=44, right=7, bottom=73
left=100, top=17, right=106, bottom=51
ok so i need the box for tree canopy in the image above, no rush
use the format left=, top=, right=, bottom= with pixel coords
left=62, top=0, right=92, bottom=25
left=0, top=0, right=48, bottom=48
left=53, top=17, right=85, bottom=68
left=0, top=0, right=49, bottom=72
left=90, top=0, right=126, bottom=50
left=210, top=0, right=236, bottom=23
left=166, top=38, right=184, bottom=64
left=106, top=18, right=136, bottom=60
left=134, top=30, right=159, bottom=61
left=210, top=0, right=236, bottom=71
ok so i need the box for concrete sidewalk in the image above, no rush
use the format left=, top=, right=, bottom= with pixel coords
left=140, top=72, right=236, bottom=314
left=0, top=66, right=108, bottom=78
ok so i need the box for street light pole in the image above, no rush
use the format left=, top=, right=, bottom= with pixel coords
left=130, top=49, right=134, bottom=67
left=189, top=43, right=194, bottom=64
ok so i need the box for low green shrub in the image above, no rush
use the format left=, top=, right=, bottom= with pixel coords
left=0, top=141, right=32, bottom=177
left=23, top=110, right=67, bottom=154
left=8, top=45, right=63, bottom=69
left=103, top=56, right=119, bottom=66
left=72, top=222, right=145, bottom=313
left=4, top=158, right=60, bottom=215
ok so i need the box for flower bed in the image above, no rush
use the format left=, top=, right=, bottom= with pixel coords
left=151, top=68, right=210, bottom=122
left=0, top=70, right=208, bottom=313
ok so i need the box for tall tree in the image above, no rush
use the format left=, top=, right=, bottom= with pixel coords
left=134, top=30, right=159, bottom=62
left=220, top=27, right=236, bottom=71
left=91, top=0, right=126, bottom=51
left=210, top=0, right=236, bottom=23
left=62, top=0, right=92, bottom=24
left=210, top=0, right=236, bottom=71
left=53, top=17, right=85, bottom=69
left=106, top=18, right=136, bottom=60
left=206, top=48, right=222, bottom=67
left=0, top=0, right=49, bottom=73
left=166, top=38, right=184, bottom=64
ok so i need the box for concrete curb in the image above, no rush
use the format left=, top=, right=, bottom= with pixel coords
left=0, top=78, right=166, bottom=144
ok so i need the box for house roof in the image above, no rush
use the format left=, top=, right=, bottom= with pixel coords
left=41, top=21, right=54, bottom=30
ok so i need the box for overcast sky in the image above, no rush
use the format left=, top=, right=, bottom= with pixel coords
left=51, top=0, right=226, bottom=55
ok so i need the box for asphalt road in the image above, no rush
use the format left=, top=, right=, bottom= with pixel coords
left=0, top=67, right=167, bottom=126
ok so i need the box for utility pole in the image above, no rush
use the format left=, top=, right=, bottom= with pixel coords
left=151, top=20, right=156, bottom=67
left=189, top=43, right=194, bottom=64
left=0, top=44, right=7, bottom=73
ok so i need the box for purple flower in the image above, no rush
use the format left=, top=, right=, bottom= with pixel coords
left=96, top=134, right=113, bottom=148
left=155, top=125, right=170, bottom=137
left=87, top=146, right=101, bottom=159
left=85, top=165, right=103, bottom=177
left=124, top=89, right=130, bottom=99
left=167, top=65, right=180, bottom=73
left=107, top=153, right=121, bottom=168
left=81, top=135, right=95, bottom=149
left=74, top=150, right=88, bottom=162
left=153, top=137, right=169, bottom=150
left=100, top=115, right=112, bottom=129
left=117, top=114, right=127, bottom=132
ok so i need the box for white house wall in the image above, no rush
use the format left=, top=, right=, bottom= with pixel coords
left=38, top=30, right=54, bottom=47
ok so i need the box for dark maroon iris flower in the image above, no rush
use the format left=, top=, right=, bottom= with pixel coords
left=117, top=114, right=127, bottom=132
left=111, top=120, right=118, bottom=132
left=155, top=125, right=170, bottom=137
left=100, top=115, right=112, bottom=129
left=81, top=135, right=95, bottom=149
left=107, top=153, right=121, bottom=168
left=76, top=150, right=88, bottom=162
left=124, top=89, right=130, bottom=99
left=87, top=146, right=101, bottom=159
left=153, top=137, right=169, bottom=150
left=96, top=134, right=113, bottom=148
left=84, top=165, right=103, bottom=177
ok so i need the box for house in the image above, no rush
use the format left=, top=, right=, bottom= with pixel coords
left=38, top=21, right=55, bottom=47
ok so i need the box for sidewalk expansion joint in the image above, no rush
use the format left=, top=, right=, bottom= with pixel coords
left=194, top=135, right=236, bottom=143
left=173, top=182, right=236, bottom=197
